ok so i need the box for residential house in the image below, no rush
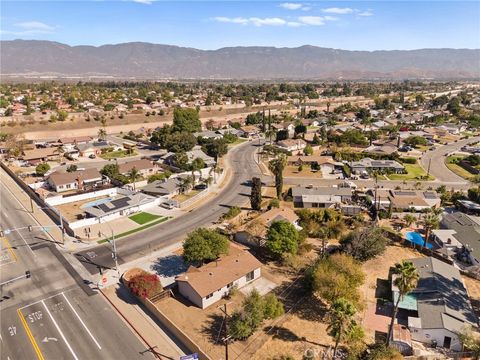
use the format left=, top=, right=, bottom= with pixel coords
left=163, top=148, right=215, bottom=168
left=47, top=169, right=105, bottom=193
left=21, top=147, right=59, bottom=165
left=58, top=136, right=92, bottom=151
left=438, top=212, right=480, bottom=265
left=118, top=159, right=158, bottom=178
left=239, top=125, right=260, bottom=138
left=291, top=186, right=356, bottom=212
left=275, top=139, right=307, bottom=153
left=84, top=193, right=156, bottom=221
left=348, top=158, right=405, bottom=175
left=193, top=130, right=223, bottom=140
left=141, top=177, right=185, bottom=198
left=371, top=189, right=441, bottom=211
left=235, top=207, right=300, bottom=247
left=76, top=141, right=110, bottom=158
left=287, top=155, right=343, bottom=174
left=176, top=243, right=262, bottom=308
left=392, top=257, right=477, bottom=351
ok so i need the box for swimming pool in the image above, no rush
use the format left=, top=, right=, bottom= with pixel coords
left=405, top=231, right=433, bottom=249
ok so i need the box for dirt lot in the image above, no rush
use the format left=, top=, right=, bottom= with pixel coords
left=359, top=244, right=424, bottom=341
left=55, top=194, right=114, bottom=222
left=283, top=165, right=323, bottom=179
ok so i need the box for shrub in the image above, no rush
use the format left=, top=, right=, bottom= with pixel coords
left=221, top=206, right=241, bottom=220
left=35, top=162, right=50, bottom=176
left=126, top=271, right=163, bottom=299
left=268, top=198, right=280, bottom=209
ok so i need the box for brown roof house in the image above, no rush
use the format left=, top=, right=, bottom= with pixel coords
left=176, top=243, right=262, bottom=308
left=235, top=207, right=301, bottom=247
left=118, top=159, right=158, bottom=178
left=47, top=169, right=105, bottom=193
left=21, top=148, right=59, bottom=165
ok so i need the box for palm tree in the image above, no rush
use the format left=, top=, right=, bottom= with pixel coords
left=387, top=261, right=419, bottom=346
left=327, top=298, right=356, bottom=358
left=265, top=129, right=276, bottom=144
left=326, top=101, right=331, bottom=113
left=403, top=214, right=416, bottom=228
left=179, top=175, right=193, bottom=194
left=98, top=128, right=107, bottom=141
left=203, top=176, right=213, bottom=188
left=422, top=208, right=441, bottom=248
left=128, top=167, right=140, bottom=191
left=268, top=154, right=287, bottom=199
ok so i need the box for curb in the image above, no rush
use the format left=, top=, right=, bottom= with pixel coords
left=100, top=287, right=162, bottom=359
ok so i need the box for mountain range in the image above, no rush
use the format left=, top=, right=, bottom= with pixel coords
left=1, top=40, right=479, bottom=80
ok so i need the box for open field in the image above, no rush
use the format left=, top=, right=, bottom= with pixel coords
left=128, top=212, right=161, bottom=225
left=445, top=155, right=475, bottom=180
left=100, top=150, right=137, bottom=159
left=283, top=165, right=323, bottom=179
left=387, top=163, right=434, bottom=181
left=173, top=189, right=200, bottom=202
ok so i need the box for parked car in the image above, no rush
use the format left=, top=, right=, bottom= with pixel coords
left=89, top=154, right=96, bottom=159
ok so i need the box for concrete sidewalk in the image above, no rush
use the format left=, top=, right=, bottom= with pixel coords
left=102, top=284, right=186, bottom=360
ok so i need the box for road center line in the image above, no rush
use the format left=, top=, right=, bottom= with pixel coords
left=62, top=292, right=102, bottom=350
left=16, top=308, right=45, bottom=360
left=41, top=300, right=79, bottom=360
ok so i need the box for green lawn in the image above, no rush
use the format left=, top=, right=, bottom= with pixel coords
left=100, top=150, right=137, bottom=160
left=445, top=155, right=475, bottom=180
left=388, top=163, right=434, bottom=181
left=129, top=212, right=161, bottom=225
left=229, top=138, right=248, bottom=146
left=97, top=216, right=170, bottom=243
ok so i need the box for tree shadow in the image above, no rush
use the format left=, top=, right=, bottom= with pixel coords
left=150, top=254, right=188, bottom=278
left=292, top=294, right=328, bottom=322
left=115, top=283, right=138, bottom=305
left=201, top=312, right=226, bottom=344
left=264, top=325, right=299, bottom=342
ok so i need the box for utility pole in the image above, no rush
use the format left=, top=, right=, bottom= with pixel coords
left=219, top=303, right=230, bottom=360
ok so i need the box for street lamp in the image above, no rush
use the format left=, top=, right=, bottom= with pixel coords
left=99, top=220, right=119, bottom=276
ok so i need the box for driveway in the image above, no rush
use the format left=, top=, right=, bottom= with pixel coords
left=420, top=136, right=480, bottom=183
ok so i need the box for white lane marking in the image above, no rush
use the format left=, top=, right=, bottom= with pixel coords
left=62, top=293, right=102, bottom=350
left=19, top=292, right=69, bottom=310
left=41, top=300, right=79, bottom=360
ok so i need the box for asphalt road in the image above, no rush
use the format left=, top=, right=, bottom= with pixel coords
left=420, top=136, right=480, bottom=183
left=75, top=140, right=266, bottom=274
left=0, top=180, right=154, bottom=360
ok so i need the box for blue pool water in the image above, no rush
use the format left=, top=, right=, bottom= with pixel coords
left=405, top=231, right=433, bottom=249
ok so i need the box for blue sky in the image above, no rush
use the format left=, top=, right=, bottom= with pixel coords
left=1, top=1, right=479, bottom=50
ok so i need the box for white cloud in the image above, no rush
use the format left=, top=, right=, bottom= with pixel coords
left=280, top=3, right=303, bottom=10
left=213, top=17, right=287, bottom=27
left=15, top=21, right=54, bottom=31
left=213, top=17, right=249, bottom=25
left=132, top=0, right=153, bottom=4
left=358, top=10, right=374, bottom=17
left=212, top=14, right=338, bottom=27
left=298, top=16, right=337, bottom=26
left=321, top=7, right=353, bottom=14
left=249, top=17, right=287, bottom=26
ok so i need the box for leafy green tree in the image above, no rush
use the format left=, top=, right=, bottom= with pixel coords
left=178, top=175, right=194, bottom=193
left=294, top=123, right=307, bottom=136
left=174, top=152, right=189, bottom=170
left=203, top=138, right=228, bottom=159
left=268, top=154, right=287, bottom=198
left=387, top=261, right=419, bottom=346
left=147, top=171, right=171, bottom=183
left=340, top=227, right=388, bottom=262
left=229, top=289, right=283, bottom=340
left=275, top=130, right=289, bottom=141
left=182, top=228, right=229, bottom=264
left=403, top=135, right=428, bottom=147
left=307, top=253, right=365, bottom=307
left=250, top=177, right=262, bottom=211
left=172, top=107, right=201, bottom=133
left=458, top=327, right=480, bottom=359
left=100, top=163, right=119, bottom=178
left=327, top=298, right=356, bottom=358
left=164, top=132, right=197, bottom=153
left=303, top=144, right=313, bottom=156
left=35, top=162, right=50, bottom=176
left=266, top=220, right=300, bottom=259
left=66, top=164, right=78, bottom=173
